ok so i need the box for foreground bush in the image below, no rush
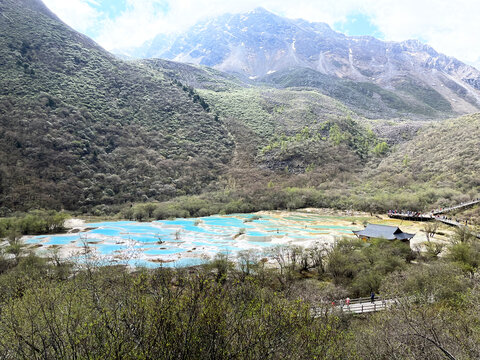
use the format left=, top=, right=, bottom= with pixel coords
left=0, top=253, right=352, bottom=359
left=0, top=210, right=69, bottom=237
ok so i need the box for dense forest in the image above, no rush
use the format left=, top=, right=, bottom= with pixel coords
left=2, top=0, right=480, bottom=219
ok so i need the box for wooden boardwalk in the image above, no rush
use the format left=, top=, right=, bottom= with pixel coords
left=388, top=198, right=480, bottom=222
left=338, top=297, right=393, bottom=314
left=431, top=199, right=480, bottom=215
left=436, top=218, right=480, bottom=239
left=386, top=198, right=480, bottom=239
left=388, top=213, right=432, bottom=221
left=313, top=297, right=395, bottom=316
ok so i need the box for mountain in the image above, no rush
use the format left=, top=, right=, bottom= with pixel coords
left=0, top=0, right=234, bottom=214
left=3, top=0, right=479, bottom=218
left=143, top=59, right=379, bottom=174
left=370, top=113, right=480, bottom=197
left=133, top=8, right=480, bottom=117
left=142, top=58, right=250, bottom=91
left=0, top=0, right=401, bottom=216
left=259, top=67, right=453, bottom=118
left=143, top=58, right=449, bottom=119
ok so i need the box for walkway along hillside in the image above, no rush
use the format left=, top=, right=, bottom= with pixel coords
left=431, top=199, right=480, bottom=215
left=337, top=297, right=394, bottom=314
left=387, top=197, right=480, bottom=238
left=388, top=198, right=480, bottom=221
left=435, top=217, right=480, bottom=239
left=312, top=297, right=396, bottom=316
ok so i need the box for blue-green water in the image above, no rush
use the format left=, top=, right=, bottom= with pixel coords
left=26, top=213, right=361, bottom=267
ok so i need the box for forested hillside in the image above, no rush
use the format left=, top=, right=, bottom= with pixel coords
left=0, top=0, right=234, bottom=214
left=146, top=59, right=380, bottom=174
left=260, top=67, right=455, bottom=119
left=367, top=113, right=480, bottom=204
left=2, top=0, right=480, bottom=218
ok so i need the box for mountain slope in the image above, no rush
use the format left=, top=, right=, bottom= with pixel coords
left=0, top=0, right=234, bottom=214
left=142, top=58, right=251, bottom=91
left=143, top=58, right=480, bottom=213
left=134, top=8, right=480, bottom=117
left=259, top=67, right=451, bottom=118
left=143, top=58, right=381, bottom=183
left=365, top=113, right=480, bottom=207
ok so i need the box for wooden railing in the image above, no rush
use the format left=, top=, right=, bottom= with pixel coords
left=436, top=218, right=480, bottom=239
left=337, top=297, right=392, bottom=314
left=312, top=297, right=395, bottom=317
left=387, top=198, right=480, bottom=222
left=431, top=199, right=480, bottom=215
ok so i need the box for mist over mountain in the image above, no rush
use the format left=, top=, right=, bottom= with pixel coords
left=129, top=7, right=480, bottom=115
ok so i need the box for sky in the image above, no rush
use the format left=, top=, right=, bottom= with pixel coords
left=42, top=0, right=480, bottom=69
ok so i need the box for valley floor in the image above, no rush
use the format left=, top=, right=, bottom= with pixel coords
left=22, top=208, right=457, bottom=268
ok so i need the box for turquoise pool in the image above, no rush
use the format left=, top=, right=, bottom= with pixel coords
left=26, top=212, right=361, bottom=267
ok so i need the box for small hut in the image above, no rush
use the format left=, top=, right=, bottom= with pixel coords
left=353, top=224, right=415, bottom=242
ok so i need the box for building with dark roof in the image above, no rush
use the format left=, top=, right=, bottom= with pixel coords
left=352, top=224, right=415, bottom=242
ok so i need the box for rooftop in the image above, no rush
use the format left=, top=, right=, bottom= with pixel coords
left=353, top=223, right=415, bottom=241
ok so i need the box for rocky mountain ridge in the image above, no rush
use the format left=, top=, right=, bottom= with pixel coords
left=130, top=7, right=480, bottom=115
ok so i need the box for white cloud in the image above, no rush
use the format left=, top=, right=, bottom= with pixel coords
left=41, top=0, right=480, bottom=69
left=364, top=0, right=480, bottom=68
left=42, top=0, right=101, bottom=33
left=95, top=1, right=171, bottom=50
